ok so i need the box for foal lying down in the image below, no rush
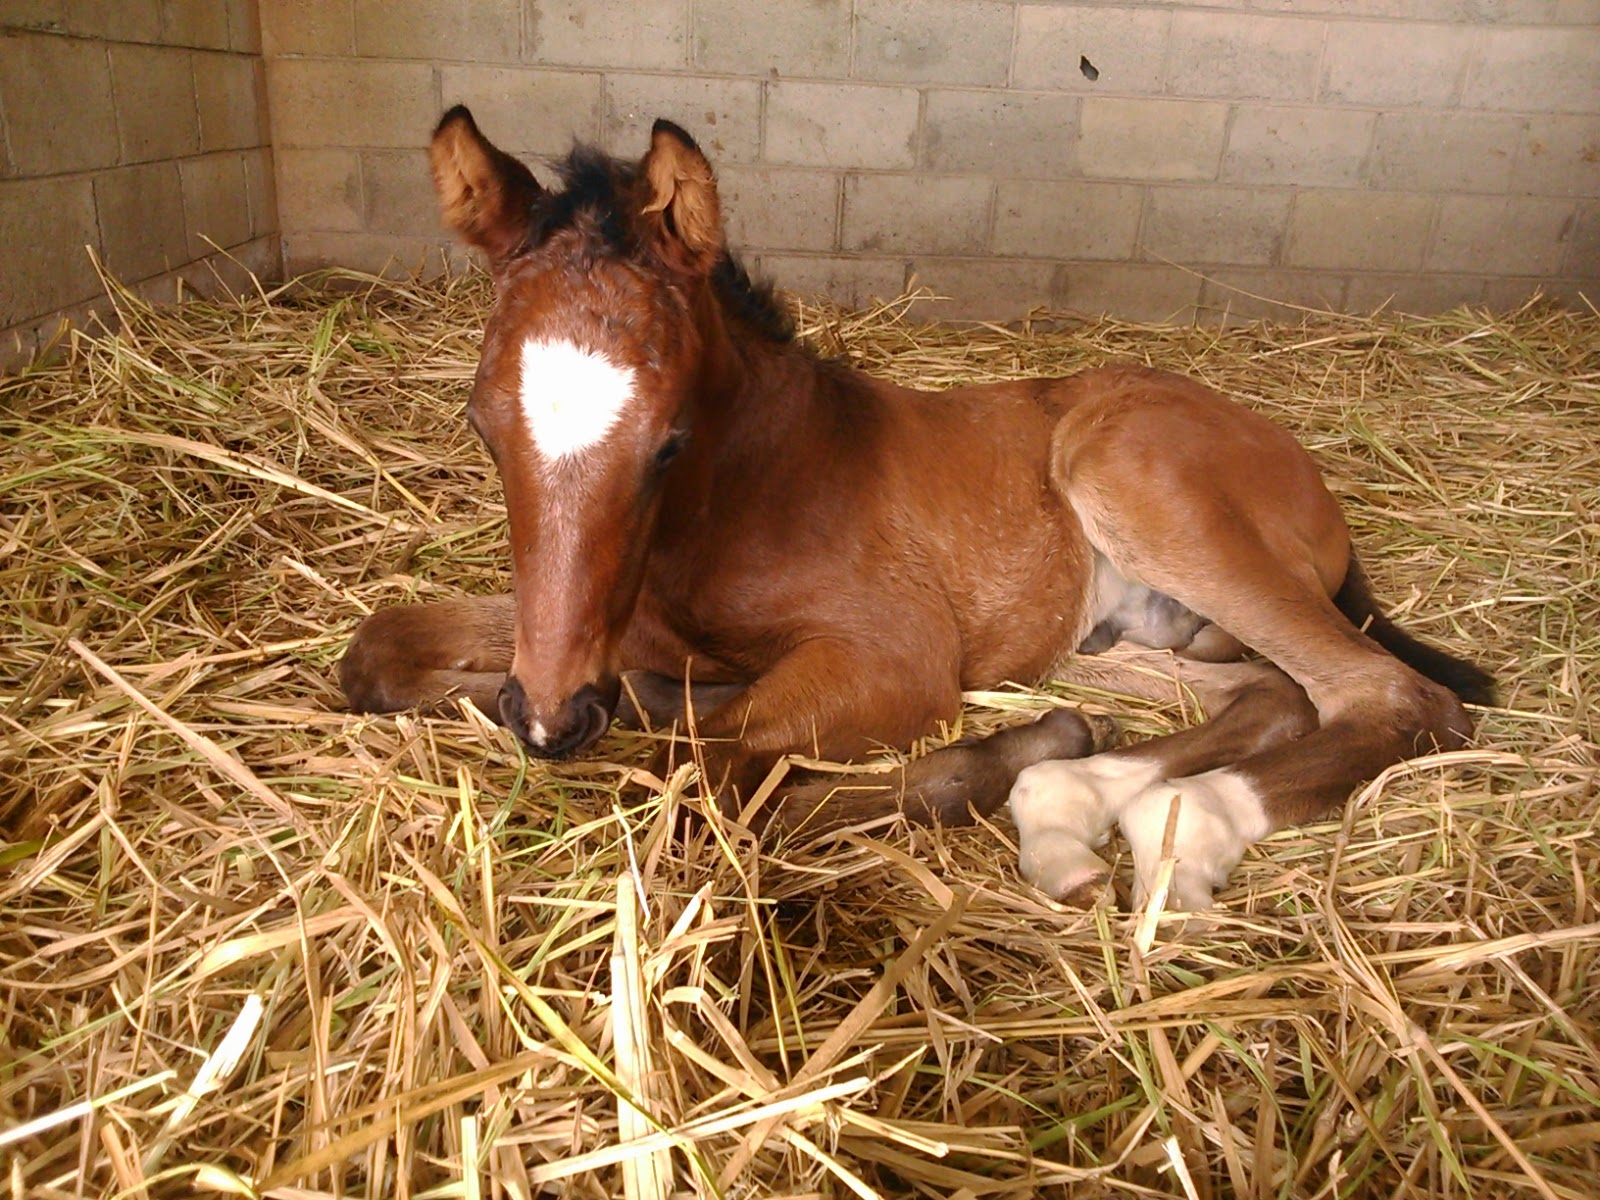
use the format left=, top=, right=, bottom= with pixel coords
left=341, top=107, right=1493, bottom=909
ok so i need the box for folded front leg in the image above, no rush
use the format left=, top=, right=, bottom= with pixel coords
left=340, top=595, right=516, bottom=716
left=670, top=636, right=965, bottom=822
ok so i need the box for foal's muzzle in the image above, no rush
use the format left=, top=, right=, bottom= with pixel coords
left=498, top=676, right=618, bottom=759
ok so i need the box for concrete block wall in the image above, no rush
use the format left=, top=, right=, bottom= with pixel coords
left=259, top=0, right=1600, bottom=323
left=1, top=0, right=278, bottom=370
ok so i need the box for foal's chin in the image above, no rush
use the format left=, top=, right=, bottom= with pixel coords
left=497, top=676, right=619, bottom=760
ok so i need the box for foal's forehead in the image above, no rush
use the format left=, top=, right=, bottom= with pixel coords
left=491, top=238, right=676, bottom=364
left=475, top=250, right=684, bottom=461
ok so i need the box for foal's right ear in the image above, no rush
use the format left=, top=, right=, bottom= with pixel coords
left=430, top=106, right=544, bottom=267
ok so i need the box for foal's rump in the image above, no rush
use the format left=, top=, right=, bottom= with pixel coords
left=1007, top=366, right=1492, bottom=907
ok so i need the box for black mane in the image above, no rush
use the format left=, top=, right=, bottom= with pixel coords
left=534, top=143, right=795, bottom=345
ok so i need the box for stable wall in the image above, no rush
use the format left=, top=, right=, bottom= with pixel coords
left=261, top=0, right=1600, bottom=322
left=0, top=1, right=279, bottom=371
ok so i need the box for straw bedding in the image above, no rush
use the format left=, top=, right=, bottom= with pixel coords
left=1, top=270, right=1596, bottom=1200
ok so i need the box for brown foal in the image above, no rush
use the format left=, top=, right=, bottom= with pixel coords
left=340, top=107, right=1492, bottom=908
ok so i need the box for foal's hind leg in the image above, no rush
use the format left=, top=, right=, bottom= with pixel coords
left=1026, top=379, right=1477, bottom=908
left=1011, top=665, right=1315, bottom=904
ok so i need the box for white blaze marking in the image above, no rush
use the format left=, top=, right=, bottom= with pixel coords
left=518, top=337, right=636, bottom=461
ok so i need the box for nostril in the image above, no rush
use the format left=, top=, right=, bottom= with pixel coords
left=580, top=696, right=610, bottom=746
left=497, top=679, right=617, bottom=759
left=497, top=676, right=530, bottom=737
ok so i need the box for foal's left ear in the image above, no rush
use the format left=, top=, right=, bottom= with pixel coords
left=639, top=120, right=723, bottom=276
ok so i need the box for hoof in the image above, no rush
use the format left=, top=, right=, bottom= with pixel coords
left=1019, top=831, right=1113, bottom=904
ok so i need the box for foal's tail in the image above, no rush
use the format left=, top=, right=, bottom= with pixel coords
left=1334, top=555, right=1497, bottom=706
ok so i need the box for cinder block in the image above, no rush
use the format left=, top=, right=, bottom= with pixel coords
left=1222, top=106, right=1375, bottom=188
left=1197, top=269, right=1347, bottom=324
left=259, top=0, right=351, bottom=56
left=2, top=2, right=66, bottom=34
left=226, top=0, right=261, bottom=53
left=217, top=232, right=280, bottom=290
left=692, top=0, right=847, bottom=78
left=354, top=0, right=519, bottom=63
left=905, top=258, right=1063, bottom=321
left=5, top=294, right=118, bottom=375
left=922, top=90, right=1079, bottom=176
left=529, top=0, right=686, bottom=71
left=853, top=0, right=1013, bottom=87
left=1166, top=12, right=1322, bottom=102
left=1519, top=115, right=1600, bottom=198
left=110, top=43, right=200, bottom=162
left=275, top=147, right=362, bottom=232
left=1057, top=262, right=1201, bottom=323
left=362, top=149, right=438, bottom=236
left=1369, top=112, right=1526, bottom=194
left=0, top=176, right=100, bottom=327
left=765, top=81, right=920, bottom=168
left=0, top=32, right=118, bottom=174
left=1286, top=191, right=1435, bottom=272
left=180, top=152, right=251, bottom=258
left=1013, top=5, right=1170, bottom=94
left=1077, top=97, right=1226, bottom=182
left=604, top=76, right=762, bottom=163
left=716, top=166, right=839, bottom=253
left=1320, top=21, right=1470, bottom=108
left=1465, top=27, right=1600, bottom=113
left=284, top=230, right=455, bottom=279
left=2, top=321, right=40, bottom=375
left=761, top=253, right=906, bottom=308
left=991, top=179, right=1142, bottom=260
left=162, top=0, right=231, bottom=49
left=843, top=174, right=992, bottom=255
left=195, top=52, right=266, bottom=151
left=1480, top=275, right=1594, bottom=312
left=1563, top=202, right=1599, bottom=280
left=1141, top=185, right=1290, bottom=267
left=1428, top=195, right=1575, bottom=276
left=95, top=161, right=187, bottom=282
left=439, top=66, right=603, bottom=157
left=244, top=146, right=278, bottom=237
left=175, top=234, right=278, bottom=297
left=1345, top=273, right=1485, bottom=316
left=65, top=1, right=161, bottom=41
left=266, top=59, right=437, bottom=148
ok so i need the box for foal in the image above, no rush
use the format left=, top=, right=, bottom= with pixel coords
left=341, top=107, right=1492, bottom=908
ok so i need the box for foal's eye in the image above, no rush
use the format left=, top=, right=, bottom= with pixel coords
left=653, top=431, right=688, bottom=472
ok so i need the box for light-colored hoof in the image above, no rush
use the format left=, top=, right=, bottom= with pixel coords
left=1019, top=831, right=1113, bottom=905
left=1120, top=771, right=1267, bottom=912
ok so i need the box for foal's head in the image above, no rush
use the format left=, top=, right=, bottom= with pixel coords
left=430, top=106, right=739, bottom=757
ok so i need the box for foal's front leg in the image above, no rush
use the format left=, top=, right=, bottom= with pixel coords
left=341, top=595, right=517, bottom=716
left=340, top=597, right=746, bottom=729
left=679, top=636, right=960, bottom=804
left=679, top=636, right=1101, bottom=830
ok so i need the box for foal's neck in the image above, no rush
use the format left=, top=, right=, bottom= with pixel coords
left=705, top=279, right=883, bottom=428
